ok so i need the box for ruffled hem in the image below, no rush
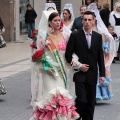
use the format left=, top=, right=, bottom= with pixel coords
left=30, top=87, right=79, bottom=120
left=96, top=94, right=113, bottom=101
left=96, top=95, right=103, bottom=101
left=96, top=87, right=113, bottom=101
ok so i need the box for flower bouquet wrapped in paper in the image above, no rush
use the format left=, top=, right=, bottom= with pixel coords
left=32, top=49, right=59, bottom=77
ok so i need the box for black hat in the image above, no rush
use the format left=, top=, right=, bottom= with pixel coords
left=27, top=4, right=31, bottom=8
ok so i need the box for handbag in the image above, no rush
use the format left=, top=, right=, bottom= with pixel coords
left=0, top=80, right=7, bottom=95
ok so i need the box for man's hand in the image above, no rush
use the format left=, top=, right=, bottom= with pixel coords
left=99, top=77, right=105, bottom=85
left=80, top=64, right=89, bottom=72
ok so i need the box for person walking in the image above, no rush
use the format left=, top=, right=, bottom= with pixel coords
left=65, top=11, right=105, bottom=120
left=87, top=3, right=115, bottom=101
left=71, top=5, right=87, bottom=31
left=109, top=2, right=120, bottom=60
left=0, top=17, right=6, bottom=48
left=100, top=3, right=110, bottom=28
left=25, top=4, right=37, bottom=40
left=30, top=11, right=79, bottom=120
left=61, top=3, right=74, bottom=30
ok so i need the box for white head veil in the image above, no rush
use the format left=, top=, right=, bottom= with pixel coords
left=61, top=3, right=74, bottom=21
left=38, top=10, right=57, bottom=40
left=45, top=3, right=57, bottom=11
left=87, top=3, right=115, bottom=72
left=37, top=10, right=71, bottom=49
left=114, top=2, right=120, bottom=12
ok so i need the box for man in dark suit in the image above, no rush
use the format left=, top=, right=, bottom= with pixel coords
left=71, top=5, right=87, bottom=31
left=65, top=11, right=105, bottom=120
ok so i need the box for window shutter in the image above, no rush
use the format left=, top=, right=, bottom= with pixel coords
left=53, top=0, right=61, bottom=13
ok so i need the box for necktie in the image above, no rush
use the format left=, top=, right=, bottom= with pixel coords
left=86, top=34, right=91, bottom=49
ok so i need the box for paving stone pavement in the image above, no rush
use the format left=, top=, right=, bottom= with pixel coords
left=0, top=40, right=31, bottom=78
left=0, top=70, right=32, bottom=120
left=0, top=17, right=120, bottom=120
left=94, top=62, right=120, bottom=120
left=0, top=62, right=120, bottom=120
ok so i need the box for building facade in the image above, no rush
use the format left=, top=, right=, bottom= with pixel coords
left=0, top=0, right=120, bottom=42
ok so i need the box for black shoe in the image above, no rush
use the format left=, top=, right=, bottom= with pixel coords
left=0, top=43, right=6, bottom=48
left=112, top=60, right=115, bottom=63
left=114, top=57, right=119, bottom=61
left=2, top=43, right=6, bottom=47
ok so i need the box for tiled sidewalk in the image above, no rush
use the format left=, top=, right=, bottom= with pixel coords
left=0, top=40, right=31, bottom=78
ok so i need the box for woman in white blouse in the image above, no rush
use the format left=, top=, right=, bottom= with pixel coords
left=61, top=3, right=74, bottom=30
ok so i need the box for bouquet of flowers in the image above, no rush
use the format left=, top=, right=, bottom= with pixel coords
left=32, top=50, right=57, bottom=75
left=30, top=30, right=38, bottom=49
left=32, top=49, right=44, bottom=62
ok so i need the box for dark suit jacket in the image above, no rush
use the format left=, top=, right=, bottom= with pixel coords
left=25, top=9, right=37, bottom=23
left=71, top=16, right=83, bottom=31
left=65, top=29, right=105, bottom=85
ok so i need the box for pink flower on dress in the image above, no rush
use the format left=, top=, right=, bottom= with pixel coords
left=44, top=111, right=52, bottom=119
left=45, top=105, right=54, bottom=111
left=51, top=96, right=57, bottom=105
left=57, top=94, right=71, bottom=106
left=39, top=112, right=46, bottom=119
left=71, top=110, right=79, bottom=119
left=57, top=106, right=68, bottom=116
left=33, top=110, right=41, bottom=120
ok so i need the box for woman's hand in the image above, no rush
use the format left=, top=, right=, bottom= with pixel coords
left=80, top=64, right=89, bottom=72
left=99, top=77, right=105, bottom=85
left=48, top=68, right=55, bottom=76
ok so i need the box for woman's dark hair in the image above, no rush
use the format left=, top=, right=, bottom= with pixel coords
left=92, top=12, right=96, bottom=17
left=85, top=0, right=94, bottom=6
left=48, top=12, right=59, bottom=22
left=0, top=17, right=4, bottom=31
left=63, top=9, right=71, bottom=20
left=47, top=7, right=55, bottom=11
left=48, top=12, right=60, bottom=27
left=26, top=4, right=31, bottom=8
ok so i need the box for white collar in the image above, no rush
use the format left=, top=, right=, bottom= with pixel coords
left=83, top=28, right=92, bottom=35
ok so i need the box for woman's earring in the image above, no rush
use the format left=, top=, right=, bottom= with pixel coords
left=59, top=21, right=63, bottom=32
left=50, top=27, right=54, bottom=33
left=59, top=27, right=63, bottom=32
